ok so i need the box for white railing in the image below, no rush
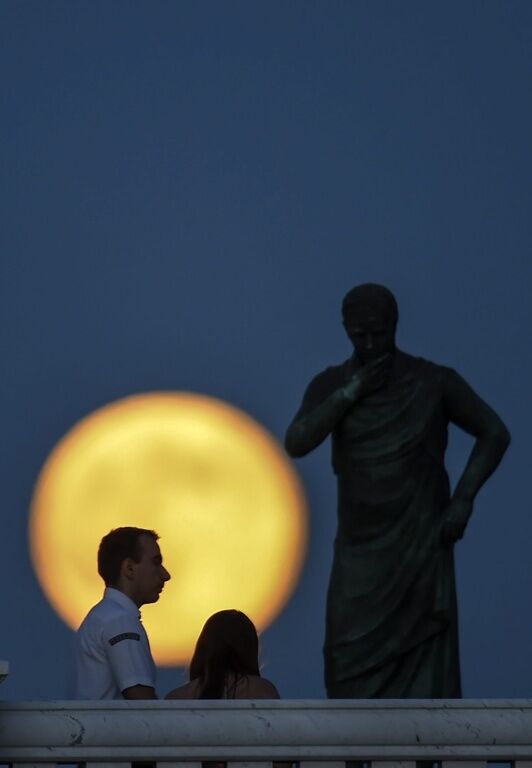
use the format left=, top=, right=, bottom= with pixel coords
left=0, top=700, right=531, bottom=766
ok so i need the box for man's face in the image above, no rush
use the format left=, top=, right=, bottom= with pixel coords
left=129, top=534, right=171, bottom=607
left=343, top=313, right=396, bottom=364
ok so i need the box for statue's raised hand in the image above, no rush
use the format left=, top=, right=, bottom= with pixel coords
left=341, top=354, right=392, bottom=402
left=441, top=497, right=473, bottom=546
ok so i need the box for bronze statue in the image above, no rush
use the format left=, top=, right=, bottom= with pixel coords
left=285, top=284, right=510, bottom=698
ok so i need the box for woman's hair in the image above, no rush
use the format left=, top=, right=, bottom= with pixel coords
left=189, top=609, right=260, bottom=698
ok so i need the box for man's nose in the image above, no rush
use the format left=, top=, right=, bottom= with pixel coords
left=364, top=333, right=374, bottom=349
left=162, top=566, right=171, bottom=581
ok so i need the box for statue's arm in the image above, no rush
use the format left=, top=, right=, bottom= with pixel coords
left=442, top=369, right=511, bottom=542
left=285, top=354, right=392, bottom=458
left=284, top=373, right=353, bottom=458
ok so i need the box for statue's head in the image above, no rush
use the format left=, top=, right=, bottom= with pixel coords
left=341, top=283, right=398, bottom=364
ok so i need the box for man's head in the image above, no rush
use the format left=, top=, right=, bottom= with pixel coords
left=98, top=527, right=171, bottom=607
left=342, top=283, right=398, bottom=364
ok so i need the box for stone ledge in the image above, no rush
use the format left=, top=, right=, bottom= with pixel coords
left=0, top=700, right=531, bottom=761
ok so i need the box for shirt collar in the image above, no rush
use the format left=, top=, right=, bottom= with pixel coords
left=104, top=587, right=141, bottom=619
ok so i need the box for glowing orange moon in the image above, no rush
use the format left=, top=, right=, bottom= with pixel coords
left=29, top=393, right=307, bottom=665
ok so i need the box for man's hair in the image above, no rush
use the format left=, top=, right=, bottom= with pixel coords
left=97, top=527, right=159, bottom=587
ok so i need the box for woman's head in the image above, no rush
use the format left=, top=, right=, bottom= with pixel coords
left=189, top=609, right=260, bottom=698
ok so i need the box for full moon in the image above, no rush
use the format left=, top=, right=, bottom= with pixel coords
left=29, top=393, right=307, bottom=665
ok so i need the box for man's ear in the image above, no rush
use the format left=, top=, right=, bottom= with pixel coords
left=121, top=557, right=136, bottom=582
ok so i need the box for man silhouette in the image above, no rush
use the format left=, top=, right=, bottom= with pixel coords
left=74, top=527, right=170, bottom=699
left=285, top=284, right=510, bottom=698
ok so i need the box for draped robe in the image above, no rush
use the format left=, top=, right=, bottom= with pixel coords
left=290, top=350, right=464, bottom=697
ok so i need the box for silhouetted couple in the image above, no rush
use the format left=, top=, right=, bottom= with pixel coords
left=74, top=526, right=278, bottom=700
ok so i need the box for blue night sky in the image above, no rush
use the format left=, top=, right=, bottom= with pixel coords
left=1, top=1, right=531, bottom=700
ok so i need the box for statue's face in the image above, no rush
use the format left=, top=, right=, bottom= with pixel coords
left=343, top=313, right=396, bottom=364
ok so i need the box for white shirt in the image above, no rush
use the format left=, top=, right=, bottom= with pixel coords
left=74, top=587, right=156, bottom=699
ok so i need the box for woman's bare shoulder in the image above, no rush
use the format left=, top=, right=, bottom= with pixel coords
left=165, top=679, right=202, bottom=699
left=238, top=675, right=280, bottom=699
left=165, top=675, right=281, bottom=700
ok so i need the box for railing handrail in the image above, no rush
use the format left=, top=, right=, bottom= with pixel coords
left=1, top=699, right=532, bottom=761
